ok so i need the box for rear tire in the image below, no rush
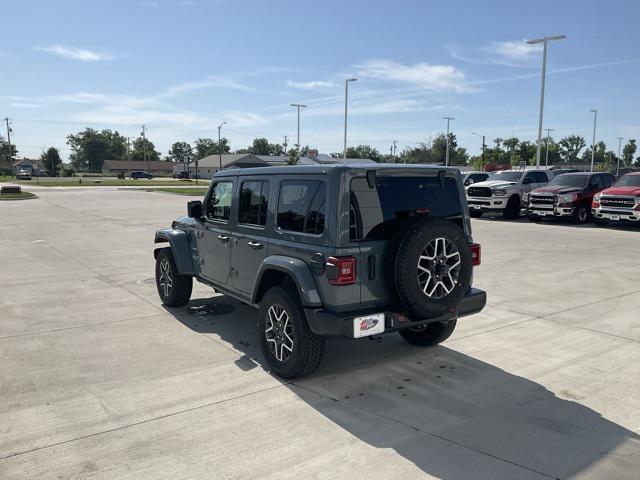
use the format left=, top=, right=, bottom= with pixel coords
left=258, top=286, right=325, bottom=379
left=469, top=210, right=483, bottom=218
left=503, top=196, right=520, bottom=220
left=399, top=320, right=457, bottom=346
left=155, top=248, right=193, bottom=307
left=574, top=205, right=589, bottom=224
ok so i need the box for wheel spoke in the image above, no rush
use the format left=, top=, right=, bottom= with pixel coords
left=417, top=237, right=461, bottom=300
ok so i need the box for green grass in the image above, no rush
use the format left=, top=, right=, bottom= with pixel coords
left=142, top=187, right=208, bottom=196
left=0, top=178, right=200, bottom=187
left=0, top=191, right=37, bottom=201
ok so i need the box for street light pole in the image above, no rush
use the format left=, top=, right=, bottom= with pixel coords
left=526, top=34, right=566, bottom=170
left=616, top=137, right=624, bottom=176
left=290, top=104, right=307, bottom=149
left=544, top=128, right=554, bottom=168
left=217, top=121, right=227, bottom=171
left=590, top=109, right=598, bottom=172
left=443, top=116, right=454, bottom=166
left=343, top=78, right=357, bottom=159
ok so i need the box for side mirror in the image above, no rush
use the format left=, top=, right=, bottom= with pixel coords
left=187, top=200, right=203, bottom=219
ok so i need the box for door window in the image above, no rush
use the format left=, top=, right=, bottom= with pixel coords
left=206, top=181, right=233, bottom=221
left=277, top=180, right=325, bottom=234
left=238, top=181, right=270, bottom=226
left=589, top=175, right=603, bottom=190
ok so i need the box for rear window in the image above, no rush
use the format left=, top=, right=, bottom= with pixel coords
left=277, top=180, right=325, bottom=234
left=350, top=175, right=462, bottom=241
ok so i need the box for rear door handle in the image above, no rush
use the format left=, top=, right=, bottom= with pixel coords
left=247, top=241, right=263, bottom=250
left=217, top=234, right=230, bottom=243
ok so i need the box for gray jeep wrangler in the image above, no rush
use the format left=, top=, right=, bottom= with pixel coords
left=154, top=164, right=486, bottom=378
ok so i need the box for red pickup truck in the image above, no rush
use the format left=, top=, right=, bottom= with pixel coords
left=592, top=172, right=640, bottom=226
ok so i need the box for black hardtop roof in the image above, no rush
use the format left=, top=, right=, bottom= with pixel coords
left=214, top=163, right=460, bottom=178
left=555, top=172, right=602, bottom=176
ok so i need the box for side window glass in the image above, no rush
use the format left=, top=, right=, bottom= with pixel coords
left=206, top=181, right=233, bottom=221
left=590, top=176, right=603, bottom=190
left=604, top=175, right=614, bottom=188
left=238, top=181, right=269, bottom=226
left=277, top=180, right=326, bottom=234
left=523, top=173, right=535, bottom=184
left=536, top=172, right=548, bottom=183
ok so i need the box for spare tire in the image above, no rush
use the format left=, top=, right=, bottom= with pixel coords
left=386, top=217, right=472, bottom=318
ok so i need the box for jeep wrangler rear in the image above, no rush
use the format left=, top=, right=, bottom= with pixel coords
left=154, top=164, right=486, bottom=378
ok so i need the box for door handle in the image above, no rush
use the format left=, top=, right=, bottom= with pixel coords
left=217, top=234, right=230, bottom=243
left=247, top=241, right=263, bottom=250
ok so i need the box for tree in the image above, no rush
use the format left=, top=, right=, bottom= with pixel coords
left=0, top=135, right=18, bottom=173
left=247, top=138, right=284, bottom=156
left=581, top=141, right=608, bottom=165
left=41, top=147, right=62, bottom=177
left=558, top=135, right=586, bottom=163
left=345, top=145, right=382, bottom=162
left=622, top=140, right=637, bottom=168
left=168, top=142, right=193, bottom=164
left=66, top=128, right=127, bottom=172
left=398, top=134, right=468, bottom=165
left=195, top=137, right=230, bottom=158
left=287, top=148, right=300, bottom=165
left=131, top=136, right=160, bottom=162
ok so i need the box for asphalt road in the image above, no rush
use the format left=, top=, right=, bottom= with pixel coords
left=1, top=187, right=639, bottom=479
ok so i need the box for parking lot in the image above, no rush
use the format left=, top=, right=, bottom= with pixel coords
left=1, top=187, right=639, bottom=479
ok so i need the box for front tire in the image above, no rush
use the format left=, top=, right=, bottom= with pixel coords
left=258, top=286, right=325, bottom=379
left=155, top=248, right=193, bottom=307
left=574, top=205, right=589, bottom=224
left=503, top=196, right=520, bottom=220
left=399, top=320, right=457, bottom=346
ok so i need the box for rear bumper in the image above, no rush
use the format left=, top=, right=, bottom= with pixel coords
left=305, top=288, right=487, bottom=338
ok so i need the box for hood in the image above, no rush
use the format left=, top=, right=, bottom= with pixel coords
left=470, top=180, right=517, bottom=189
left=531, top=185, right=583, bottom=195
left=601, top=186, right=640, bottom=197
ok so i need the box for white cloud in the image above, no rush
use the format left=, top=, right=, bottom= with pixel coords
left=68, top=105, right=209, bottom=127
left=142, top=1, right=159, bottom=7
left=355, top=60, right=470, bottom=93
left=11, top=102, right=41, bottom=108
left=223, top=111, right=267, bottom=128
left=448, top=40, right=539, bottom=67
left=34, top=44, right=115, bottom=62
left=286, top=79, right=336, bottom=90
left=165, top=76, right=253, bottom=95
left=486, top=40, right=538, bottom=62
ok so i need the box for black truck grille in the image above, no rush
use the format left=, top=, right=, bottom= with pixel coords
left=468, top=187, right=492, bottom=198
left=529, top=195, right=555, bottom=205
left=600, top=196, right=637, bottom=209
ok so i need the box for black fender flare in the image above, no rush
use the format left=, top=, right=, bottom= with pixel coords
left=154, top=228, right=195, bottom=276
left=251, top=256, right=323, bottom=307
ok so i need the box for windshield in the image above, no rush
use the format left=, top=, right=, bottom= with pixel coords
left=548, top=174, right=589, bottom=188
left=488, top=171, right=523, bottom=182
left=614, top=175, right=640, bottom=187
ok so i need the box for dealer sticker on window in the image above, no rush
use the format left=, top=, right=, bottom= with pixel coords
left=353, top=313, right=385, bottom=338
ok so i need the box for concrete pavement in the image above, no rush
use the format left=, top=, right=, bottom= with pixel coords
left=1, top=187, right=639, bottom=479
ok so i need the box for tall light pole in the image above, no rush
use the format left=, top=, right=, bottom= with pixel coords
left=472, top=132, right=486, bottom=171
left=290, top=103, right=307, bottom=149
left=443, top=116, right=454, bottom=166
left=590, top=109, right=598, bottom=172
left=3, top=117, right=12, bottom=167
left=616, top=137, right=624, bottom=176
left=141, top=124, right=148, bottom=172
left=343, top=78, right=357, bottom=159
left=544, top=128, right=554, bottom=167
left=217, top=121, right=227, bottom=171
left=526, top=34, right=566, bottom=170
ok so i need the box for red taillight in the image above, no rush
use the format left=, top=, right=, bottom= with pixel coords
left=470, top=243, right=481, bottom=266
left=327, top=256, right=356, bottom=285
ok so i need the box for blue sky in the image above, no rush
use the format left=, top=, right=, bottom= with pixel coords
left=1, top=0, right=639, bottom=161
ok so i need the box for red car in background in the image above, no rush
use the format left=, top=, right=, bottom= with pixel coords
left=526, top=172, right=615, bottom=224
left=592, top=172, right=640, bottom=226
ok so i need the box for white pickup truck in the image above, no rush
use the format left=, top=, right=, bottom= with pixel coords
left=466, top=170, right=552, bottom=219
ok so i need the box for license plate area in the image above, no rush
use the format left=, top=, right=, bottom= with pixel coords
left=353, top=313, right=385, bottom=338
left=610, top=214, right=620, bottom=221
left=536, top=210, right=547, bottom=216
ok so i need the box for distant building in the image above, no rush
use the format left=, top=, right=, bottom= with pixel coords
left=12, top=158, right=45, bottom=176
left=102, top=160, right=175, bottom=176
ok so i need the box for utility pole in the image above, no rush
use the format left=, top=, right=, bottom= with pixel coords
left=544, top=128, right=554, bottom=167
left=3, top=117, right=13, bottom=170
left=590, top=109, right=598, bottom=172
left=473, top=132, right=486, bottom=171
left=616, top=137, right=624, bottom=176
left=283, top=135, right=288, bottom=154
left=443, top=117, right=454, bottom=166
left=343, top=78, right=357, bottom=159
left=217, top=121, right=227, bottom=171
left=290, top=104, right=307, bottom=149
left=141, top=125, right=148, bottom=172
left=526, top=34, right=566, bottom=169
